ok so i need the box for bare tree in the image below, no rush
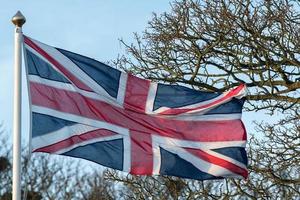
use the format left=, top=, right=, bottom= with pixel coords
left=76, top=169, right=116, bottom=200
left=2, top=0, right=300, bottom=199
left=106, top=0, right=300, bottom=199
left=117, top=0, right=299, bottom=109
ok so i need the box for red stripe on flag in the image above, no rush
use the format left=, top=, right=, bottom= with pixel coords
left=130, top=130, right=153, bottom=175
left=124, top=74, right=150, bottom=113
left=24, top=36, right=93, bottom=92
left=34, top=129, right=117, bottom=153
left=160, top=84, right=246, bottom=115
left=30, top=82, right=247, bottom=142
left=185, top=148, right=248, bottom=178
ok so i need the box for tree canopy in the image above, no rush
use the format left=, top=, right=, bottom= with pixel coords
left=113, top=0, right=300, bottom=198
left=1, top=0, right=299, bottom=199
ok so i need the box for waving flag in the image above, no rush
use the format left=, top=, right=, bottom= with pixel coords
left=24, top=36, right=248, bottom=180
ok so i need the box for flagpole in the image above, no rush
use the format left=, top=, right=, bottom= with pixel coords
left=12, top=11, right=26, bottom=200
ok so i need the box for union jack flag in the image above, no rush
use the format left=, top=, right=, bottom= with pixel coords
left=24, top=36, right=248, bottom=180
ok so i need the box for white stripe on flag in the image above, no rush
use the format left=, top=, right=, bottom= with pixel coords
left=205, top=149, right=247, bottom=170
left=163, top=113, right=242, bottom=121
left=31, top=105, right=130, bottom=136
left=145, top=82, right=158, bottom=114
left=122, top=135, right=131, bottom=172
left=29, top=75, right=122, bottom=108
left=163, top=146, right=243, bottom=178
left=117, top=72, right=128, bottom=106
left=32, top=124, right=98, bottom=150
left=26, top=38, right=116, bottom=100
left=55, top=134, right=123, bottom=154
left=152, top=135, right=246, bottom=150
left=152, top=140, right=161, bottom=175
left=153, top=85, right=246, bottom=115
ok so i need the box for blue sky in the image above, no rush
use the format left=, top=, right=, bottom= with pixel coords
left=0, top=1, right=271, bottom=180
left=0, top=0, right=265, bottom=147
left=0, top=1, right=171, bottom=139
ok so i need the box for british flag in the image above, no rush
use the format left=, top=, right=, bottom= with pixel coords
left=24, top=36, right=248, bottom=180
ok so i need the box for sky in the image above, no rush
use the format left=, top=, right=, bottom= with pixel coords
left=0, top=1, right=273, bottom=184
left=0, top=0, right=265, bottom=148
left=0, top=0, right=172, bottom=140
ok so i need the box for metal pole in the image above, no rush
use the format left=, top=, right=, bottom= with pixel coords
left=12, top=11, right=26, bottom=200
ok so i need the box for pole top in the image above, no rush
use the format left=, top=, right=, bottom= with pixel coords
left=12, top=11, right=26, bottom=27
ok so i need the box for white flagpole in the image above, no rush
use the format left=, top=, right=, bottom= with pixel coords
left=12, top=11, right=26, bottom=200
